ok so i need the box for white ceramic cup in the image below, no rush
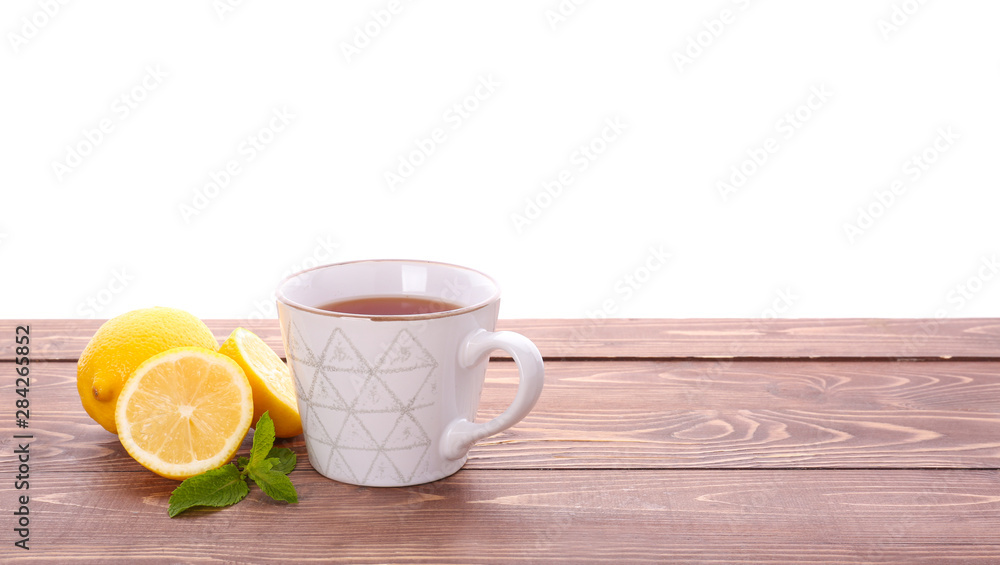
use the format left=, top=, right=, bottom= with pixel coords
left=275, top=259, right=544, bottom=487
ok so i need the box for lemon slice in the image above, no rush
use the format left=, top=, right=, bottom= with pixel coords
left=219, top=328, right=302, bottom=438
left=115, top=347, right=253, bottom=480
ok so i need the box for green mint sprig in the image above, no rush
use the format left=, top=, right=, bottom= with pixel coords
left=168, top=412, right=298, bottom=518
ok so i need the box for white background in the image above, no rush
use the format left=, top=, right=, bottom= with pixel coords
left=2, top=0, right=999, bottom=321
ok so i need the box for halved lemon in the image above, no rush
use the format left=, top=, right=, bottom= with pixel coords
left=115, top=347, right=253, bottom=480
left=218, top=327, right=302, bottom=438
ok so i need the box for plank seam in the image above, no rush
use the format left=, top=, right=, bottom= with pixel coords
left=7, top=356, right=1000, bottom=363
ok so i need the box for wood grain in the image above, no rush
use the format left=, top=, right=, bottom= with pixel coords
left=2, top=319, right=998, bottom=563
left=4, top=318, right=1000, bottom=361
left=6, top=360, right=998, bottom=472
left=4, top=469, right=998, bottom=563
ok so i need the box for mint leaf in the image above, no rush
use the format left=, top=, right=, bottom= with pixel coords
left=248, top=411, right=275, bottom=468
left=266, top=447, right=296, bottom=474
left=165, top=413, right=298, bottom=517
left=168, top=464, right=249, bottom=518
left=248, top=458, right=299, bottom=504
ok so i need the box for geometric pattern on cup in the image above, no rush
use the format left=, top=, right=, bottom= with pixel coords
left=286, top=321, right=438, bottom=485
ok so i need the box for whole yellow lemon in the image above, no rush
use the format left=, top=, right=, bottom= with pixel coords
left=77, top=307, right=219, bottom=434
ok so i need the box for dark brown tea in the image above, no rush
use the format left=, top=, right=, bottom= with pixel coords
left=316, top=296, right=462, bottom=316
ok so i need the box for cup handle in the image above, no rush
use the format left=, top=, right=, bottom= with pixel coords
left=439, top=329, right=545, bottom=461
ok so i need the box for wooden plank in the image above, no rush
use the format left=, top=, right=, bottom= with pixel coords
left=2, top=469, right=997, bottom=563
left=3, top=318, right=1000, bottom=361
left=7, top=360, right=999, bottom=471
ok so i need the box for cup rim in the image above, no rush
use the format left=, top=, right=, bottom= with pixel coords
left=275, top=258, right=502, bottom=321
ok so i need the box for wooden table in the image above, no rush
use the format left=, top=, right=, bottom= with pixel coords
left=2, top=319, right=999, bottom=563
